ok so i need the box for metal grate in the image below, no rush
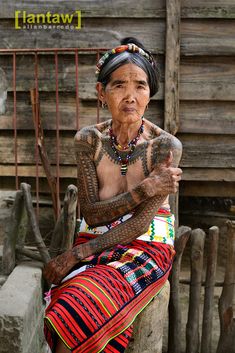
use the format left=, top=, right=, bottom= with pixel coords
left=0, top=47, right=107, bottom=219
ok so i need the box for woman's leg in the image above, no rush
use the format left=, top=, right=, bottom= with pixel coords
left=55, top=338, right=70, bottom=353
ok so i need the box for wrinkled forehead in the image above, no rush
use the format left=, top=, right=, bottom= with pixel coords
left=109, top=63, right=149, bottom=83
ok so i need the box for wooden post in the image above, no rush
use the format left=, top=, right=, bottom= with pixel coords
left=2, top=190, right=24, bottom=275
left=21, top=182, right=51, bottom=264
left=61, top=184, right=78, bottom=252
left=15, top=203, right=28, bottom=261
left=165, top=0, right=181, bottom=236
left=201, top=226, right=219, bottom=353
left=186, top=228, right=206, bottom=353
left=30, top=88, right=59, bottom=219
left=168, top=226, right=191, bottom=353
left=126, top=281, right=170, bottom=353
left=164, top=0, right=181, bottom=135
left=216, top=220, right=235, bottom=353
left=50, top=184, right=78, bottom=258
left=169, top=193, right=179, bottom=229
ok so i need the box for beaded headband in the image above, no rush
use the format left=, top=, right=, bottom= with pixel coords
left=95, top=43, right=155, bottom=76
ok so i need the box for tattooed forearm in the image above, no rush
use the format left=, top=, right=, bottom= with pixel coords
left=74, top=194, right=166, bottom=259
left=77, top=151, right=151, bottom=226
left=75, top=124, right=182, bottom=227
left=75, top=129, right=152, bottom=226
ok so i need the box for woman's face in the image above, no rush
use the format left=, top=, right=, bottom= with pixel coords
left=97, top=63, right=150, bottom=124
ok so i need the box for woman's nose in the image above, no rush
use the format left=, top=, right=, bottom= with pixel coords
left=124, top=89, right=135, bottom=103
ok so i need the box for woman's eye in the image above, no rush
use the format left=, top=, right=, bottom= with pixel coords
left=138, top=85, right=145, bottom=89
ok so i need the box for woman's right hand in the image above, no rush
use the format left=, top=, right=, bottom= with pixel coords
left=143, top=151, right=182, bottom=197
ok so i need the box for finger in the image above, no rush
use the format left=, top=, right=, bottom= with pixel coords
left=176, top=168, right=183, bottom=175
left=169, top=167, right=182, bottom=176
left=172, top=175, right=181, bottom=182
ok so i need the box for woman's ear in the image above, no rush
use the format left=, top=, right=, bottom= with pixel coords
left=96, top=82, right=105, bottom=102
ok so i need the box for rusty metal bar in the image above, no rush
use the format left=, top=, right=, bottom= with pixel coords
left=1, top=47, right=109, bottom=220
left=34, top=52, right=40, bottom=219
left=75, top=50, right=80, bottom=131
left=74, top=49, right=81, bottom=220
left=96, top=50, right=100, bottom=124
left=12, top=53, right=19, bottom=190
left=55, top=51, right=61, bottom=220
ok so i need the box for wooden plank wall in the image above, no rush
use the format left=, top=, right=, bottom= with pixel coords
left=0, top=0, right=234, bottom=197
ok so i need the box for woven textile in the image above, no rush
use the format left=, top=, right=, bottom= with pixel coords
left=80, top=208, right=175, bottom=246
left=44, top=212, right=175, bottom=353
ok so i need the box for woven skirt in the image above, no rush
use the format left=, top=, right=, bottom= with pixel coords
left=44, top=212, right=175, bottom=353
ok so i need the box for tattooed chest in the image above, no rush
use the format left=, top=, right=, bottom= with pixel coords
left=95, top=140, right=151, bottom=178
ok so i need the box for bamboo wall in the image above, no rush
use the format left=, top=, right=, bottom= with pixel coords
left=0, top=0, right=234, bottom=197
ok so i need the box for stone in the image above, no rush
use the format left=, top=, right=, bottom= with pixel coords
left=0, top=261, right=45, bottom=353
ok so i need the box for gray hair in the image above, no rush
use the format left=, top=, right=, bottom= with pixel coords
left=97, top=51, right=160, bottom=98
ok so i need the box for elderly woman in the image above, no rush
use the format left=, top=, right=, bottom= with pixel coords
left=43, top=37, right=182, bottom=353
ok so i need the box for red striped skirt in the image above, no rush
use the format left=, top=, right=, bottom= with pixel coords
left=44, top=233, right=175, bottom=352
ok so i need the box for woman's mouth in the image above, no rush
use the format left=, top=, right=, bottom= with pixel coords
left=122, top=107, right=136, bottom=112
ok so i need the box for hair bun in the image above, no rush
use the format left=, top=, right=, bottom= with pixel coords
left=120, top=37, right=151, bottom=57
left=120, top=37, right=145, bottom=49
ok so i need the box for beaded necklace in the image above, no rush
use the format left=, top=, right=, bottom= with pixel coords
left=109, top=119, right=144, bottom=176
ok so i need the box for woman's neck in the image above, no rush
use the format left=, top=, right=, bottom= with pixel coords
left=111, top=119, right=143, bottom=147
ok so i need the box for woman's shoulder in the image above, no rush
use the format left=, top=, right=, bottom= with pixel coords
left=145, top=119, right=181, bottom=149
left=74, top=120, right=111, bottom=147
left=144, top=118, right=182, bottom=167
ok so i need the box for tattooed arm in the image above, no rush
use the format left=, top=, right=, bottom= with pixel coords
left=78, top=130, right=183, bottom=256
left=75, top=127, right=182, bottom=227
left=43, top=129, right=182, bottom=284
left=43, top=194, right=167, bottom=284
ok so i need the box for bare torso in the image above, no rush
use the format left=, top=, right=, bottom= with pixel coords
left=43, top=117, right=182, bottom=285
left=93, top=118, right=169, bottom=208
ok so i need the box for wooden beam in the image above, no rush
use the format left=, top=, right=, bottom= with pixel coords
left=0, top=165, right=235, bottom=183
left=186, top=228, right=206, bottom=353
left=217, top=221, right=235, bottom=353
left=2, top=55, right=235, bottom=100
left=168, top=226, right=191, bottom=353
left=201, top=226, right=219, bottom=353
left=0, top=0, right=166, bottom=19
left=180, top=181, right=235, bottom=197
left=2, top=0, right=235, bottom=19
left=1, top=130, right=234, bottom=167
left=164, top=0, right=181, bottom=135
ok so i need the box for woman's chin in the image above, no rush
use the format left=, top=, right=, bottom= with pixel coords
left=115, top=113, right=142, bottom=123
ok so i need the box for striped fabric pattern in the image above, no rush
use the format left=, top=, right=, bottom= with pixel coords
left=44, top=230, right=175, bottom=352
left=79, top=208, right=175, bottom=246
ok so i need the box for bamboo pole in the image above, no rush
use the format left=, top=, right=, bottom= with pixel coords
left=168, top=226, right=191, bottom=353
left=201, top=226, right=219, bottom=353
left=186, top=228, right=206, bottom=353
left=216, top=220, right=235, bottom=353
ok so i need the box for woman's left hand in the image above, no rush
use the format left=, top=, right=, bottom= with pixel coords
left=43, top=249, right=78, bottom=285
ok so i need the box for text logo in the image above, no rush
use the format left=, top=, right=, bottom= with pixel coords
left=15, top=10, right=82, bottom=30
